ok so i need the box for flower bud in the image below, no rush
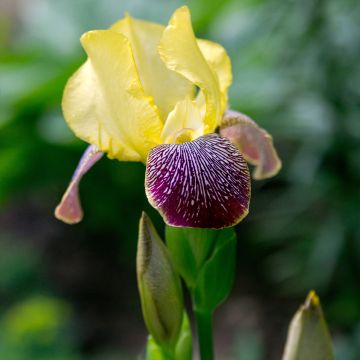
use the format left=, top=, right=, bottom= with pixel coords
left=137, top=212, right=184, bottom=350
left=282, top=291, right=334, bottom=360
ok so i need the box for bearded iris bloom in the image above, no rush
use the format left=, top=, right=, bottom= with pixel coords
left=55, top=6, right=281, bottom=229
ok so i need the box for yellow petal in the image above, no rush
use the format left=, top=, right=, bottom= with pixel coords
left=161, top=97, right=203, bottom=144
left=197, top=39, right=232, bottom=111
left=221, top=110, right=282, bottom=180
left=111, top=15, right=194, bottom=120
left=158, top=6, right=222, bottom=132
left=62, top=30, right=163, bottom=162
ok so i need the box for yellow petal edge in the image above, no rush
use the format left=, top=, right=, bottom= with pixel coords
left=62, top=30, right=163, bottom=162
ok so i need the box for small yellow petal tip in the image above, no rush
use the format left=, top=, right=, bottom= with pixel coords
left=80, top=31, right=94, bottom=43
left=305, top=290, right=320, bottom=309
left=80, top=30, right=104, bottom=47
left=177, top=5, right=190, bottom=13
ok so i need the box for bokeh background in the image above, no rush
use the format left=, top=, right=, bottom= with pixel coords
left=0, top=0, right=359, bottom=359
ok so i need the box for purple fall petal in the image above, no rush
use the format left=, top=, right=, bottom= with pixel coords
left=55, top=145, right=103, bottom=224
left=220, top=110, right=282, bottom=180
left=145, top=134, right=250, bottom=229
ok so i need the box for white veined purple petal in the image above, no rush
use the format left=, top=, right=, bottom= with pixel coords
left=55, top=145, right=103, bottom=224
left=145, top=134, right=250, bottom=229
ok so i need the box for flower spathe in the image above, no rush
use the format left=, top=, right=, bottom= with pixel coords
left=55, top=6, right=281, bottom=228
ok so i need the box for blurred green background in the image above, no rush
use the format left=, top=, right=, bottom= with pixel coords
left=0, top=0, right=359, bottom=359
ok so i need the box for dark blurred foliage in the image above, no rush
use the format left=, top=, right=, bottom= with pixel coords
left=0, top=0, right=359, bottom=359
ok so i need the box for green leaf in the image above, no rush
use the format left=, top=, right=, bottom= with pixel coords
left=165, top=226, right=235, bottom=290
left=192, top=230, right=237, bottom=312
left=282, top=291, right=334, bottom=360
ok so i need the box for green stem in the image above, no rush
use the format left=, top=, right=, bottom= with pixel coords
left=161, top=348, right=175, bottom=360
left=194, top=309, right=214, bottom=360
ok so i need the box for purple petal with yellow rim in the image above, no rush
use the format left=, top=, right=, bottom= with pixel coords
left=55, top=145, right=103, bottom=224
left=145, top=134, right=250, bottom=229
left=220, top=110, right=281, bottom=180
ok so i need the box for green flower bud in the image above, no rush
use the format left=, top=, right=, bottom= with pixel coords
left=137, top=212, right=184, bottom=351
left=175, top=313, right=193, bottom=360
left=282, top=291, right=334, bottom=360
left=146, top=314, right=192, bottom=360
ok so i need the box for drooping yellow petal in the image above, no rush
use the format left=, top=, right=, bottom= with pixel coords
left=158, top=6, right=222, bottom=132
left=111, top=15, right=194, bottom=120
left=197, top=39, right=232, bottom=111
left=62, top=30, right=163, bottom=162
left=161, top=97, right=203, bottom=144
left=221, top=110, right=282, bottom=180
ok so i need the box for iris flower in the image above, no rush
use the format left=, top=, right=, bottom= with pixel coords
left=55, top=6, right=281, bottom=229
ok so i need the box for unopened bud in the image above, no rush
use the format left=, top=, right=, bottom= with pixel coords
left=137, top=212, right=183, bottom=350
left=282, top=291, right=334, bottom=360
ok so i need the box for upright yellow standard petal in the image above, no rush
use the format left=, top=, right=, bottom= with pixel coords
left=111, top=15, right=194, bottom=120
left=158, top=6, right=222, bottom=132
left=62, top=30, right=163, bottom=162
left=197, top=39, right=232, bottom=111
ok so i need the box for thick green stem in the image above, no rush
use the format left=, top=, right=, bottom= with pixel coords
left=161, top=347, right=175, bottom=360
left=194, top=309, right=214, bottom=360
